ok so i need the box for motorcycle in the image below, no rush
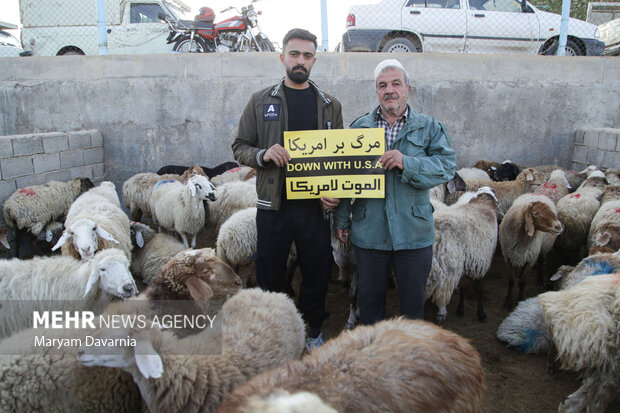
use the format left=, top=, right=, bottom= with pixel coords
left=165, top=0, right=275, bottom=53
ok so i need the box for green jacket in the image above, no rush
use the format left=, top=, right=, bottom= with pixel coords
left=333, top=105, right=456, bottom=251
left=231, top=78, right=343, bottom=210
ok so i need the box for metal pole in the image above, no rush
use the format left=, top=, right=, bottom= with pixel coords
left=320, top=0, right=329, bottom=51
left=557, top=0, right=572, bottom=56
left=97, top=0, right=108, bottom=55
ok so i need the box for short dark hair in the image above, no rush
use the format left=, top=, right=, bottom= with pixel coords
left=282, top=28, right=317, bottom=51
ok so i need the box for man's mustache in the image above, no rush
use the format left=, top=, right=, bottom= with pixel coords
left=293, top=65, right=307, bottom=73
left=383, top=93, right=398, bottom=100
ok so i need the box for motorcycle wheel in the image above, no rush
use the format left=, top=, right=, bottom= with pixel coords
left=173, top=36, right=209, bottom=53
left=257, top=38, right=276, bottom=52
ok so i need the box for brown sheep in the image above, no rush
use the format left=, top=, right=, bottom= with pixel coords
left=473, top=159, right=501, bottom=179
left=589, top=222, right=620, bottom=255
left=218, top=318, right=485, bottom=413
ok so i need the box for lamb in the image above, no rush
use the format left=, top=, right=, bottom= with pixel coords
left=532, top=169, right=572, bottom=203
left=209, top=180, right=257, bottom=231
left=0, top=247, right=137, bottom=339
left=426, top=187, right=500, bottom=324
left=555, top=171, right=608, bottom=260
left=499, top=193, right=563, bottom=309
left=538, top=273, right=620, bottom=413
left=216, top=207, right=257, bottom=274
left=2, top=177, right=94, bottom=256
left=53, top=182, right=132, bottom=261
left=0, top=248, right=242, bottom=413
left=218, top=318, right=485, bottom=413
left=123, top=165, right=208, bottom=221
left=77, top=288, right=306, bottom=413
left=210, top=166, right=257, bottom=187
left=587, top=185, right=620, bottom=250
left=149, top=174, right=217, bottom=248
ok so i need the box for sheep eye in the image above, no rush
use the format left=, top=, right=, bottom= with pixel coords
left=99, top=267, right=105, bottom=272
left=196, top=183, right=202, bottom=189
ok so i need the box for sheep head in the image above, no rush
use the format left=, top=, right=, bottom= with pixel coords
left=600, top=185, right=620, bottom=204
left=84, top=248, right=137, bottom=299
left=52, top=218, right=120, bottom=260
left=583, top=170, right=609, bottom=190
left=0, top=226, right=9, bottom=250
left=130, top=221, right=156, bottom=249
left=590, top=223, right=620, bottom=255
left=188, top=175, right=217, bottom=202
left=77, top=325, right=163, bottom=379
left=518, top=168, right=545, bottom=187
left=446, top=172, right=466, bottom=194
left=524, top=201, right=563, bottom=238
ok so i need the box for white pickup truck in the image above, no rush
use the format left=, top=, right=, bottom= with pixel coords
left=19, top=0, right=189, bottom=56
left=343, top=0, right=604, bottom=55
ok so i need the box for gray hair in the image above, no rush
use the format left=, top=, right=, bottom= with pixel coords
left=374, top=59, right=411, bottom=86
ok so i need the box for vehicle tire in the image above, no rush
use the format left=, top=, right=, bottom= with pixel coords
left=257, top=38, right=275, bottom=52
left=542, top=39, right=583, bottom=56
left=382, top=37, right=417, bottom=53
left=173, top=36, right=208, bottom=53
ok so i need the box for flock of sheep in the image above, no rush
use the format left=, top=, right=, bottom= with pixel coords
left=0, top=157, right=617, bottom=412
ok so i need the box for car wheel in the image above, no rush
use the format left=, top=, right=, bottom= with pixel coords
left=542, top=39, right=583, bottom=56
left=382, top=38, right=417, bottom=53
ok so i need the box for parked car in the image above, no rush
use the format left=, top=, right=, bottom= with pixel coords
left=599, top=18, right=620, bottom=55
left=342, top=0, right=605, bottom=55
left=0, top=21, right=26, bottom=57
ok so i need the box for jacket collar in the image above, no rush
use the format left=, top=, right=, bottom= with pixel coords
left=360, top=104, right=425, bottom=130
left=270, top=77, right=332, bottom=105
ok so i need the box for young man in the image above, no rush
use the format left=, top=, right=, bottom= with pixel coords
left=232, top=28, right=343, bottom=350
left=334, top=59, right=456, bottom=325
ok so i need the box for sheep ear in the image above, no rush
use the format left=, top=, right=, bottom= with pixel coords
left=594, top=231, right=611, bottom=247
left=136, top=231, right=145, bottom=248
left=185, top=277, right=214, bottom=301
left=96, top=226, right=120, bottom=244
left=563, top=177, right=572, bottom=190
left=189, top=182, right=197, bottom=197
left=135, top=340, right=163, bottom=379
left=525, top=171, right=534, bottom=181
left=524, top=206, right=536, bottom=237
left=0, top=234, right=9, bottom=250
left=52, top=231, right=72, bottom=251
left=84, top=266, right=100, bottom=297
left=45, top=229, right=53, bottom=243
left=446, top=179, right=456, bottom=194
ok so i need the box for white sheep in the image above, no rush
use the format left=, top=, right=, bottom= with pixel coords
left=218, top=318, right=486, bottom=413
left=149, top=174, right=217, bottom=248
left=587, top=185, right=620, bottom=250
left=539, top=273, right=620, bottom=413
left=0, top=247, right=137, bottom=339
left=210, top=165, right=256, bottom=187
left=122, top=165, right=208, bottom=222
left=456, top=167, right=493, bottom=182
left=532, top=169, right=572, bottom=204
left=604, top=167, right=620, bottom=186
left=589, top=222, right=620, bottom=254
left=0, top=248, right=242, bottom=413
left=208, top=180, right=257, bottom=231
left=2, top=177, right=94, bottom=256
left=216, top=207, right=257, bottom=272
left=426, top=187, right=499, bottom=324
left=238, top=391, right=338, bottom=413
left=77, top=288, right=305, bottom=413
left=499, top=192, right=563, bottom=309
left=53, top=182, right=132, bottom=261
left=555, top=171, right=608, bottom=259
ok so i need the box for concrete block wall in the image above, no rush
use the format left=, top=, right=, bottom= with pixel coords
left=572, top=127, right=620, bottom=171
left=0, top=129, right=105, bottom=224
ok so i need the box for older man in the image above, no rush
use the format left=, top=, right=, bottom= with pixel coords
left=334, top=59, right=456, bottom=324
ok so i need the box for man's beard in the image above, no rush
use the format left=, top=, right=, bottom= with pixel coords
left=287, top=65, right=310, bottom=84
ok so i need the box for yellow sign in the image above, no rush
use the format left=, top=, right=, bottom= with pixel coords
left=284, top=128, right=385, bottom=199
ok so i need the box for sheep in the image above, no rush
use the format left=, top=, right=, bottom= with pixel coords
left=238, top=390, right=338, bottom=413
left=53, top=182, right=132, bottom=261
left=499, top=192, right=563, bottom=309
left=532, top=169, right=572, bottom=203
left=0, top=226, right=9, bottom=251
left=493, top=160, right=522, bottom=182
left=209, top=180, right=257, bottom=231
left=429, top=172, right=466, bottom=204
left=587, top=185, right=620, bottom=250
left=157, top=161, right=239, bottom=179
left=604, top=167, right=620, bottom=186
left=538, top=273, right=620, bottom=413
left=589, top=222, right=620, bottom=254
left=473, top=159, right=501, bottom=179
left=218, top=318, right=485, bottom=413
left=149, top=174, right=217, bottom=248
left=123, top=165, right=208, bottom=221
left=0, top=248, right=242, bottom=413
left=555, top=171, right=608, bottom=260
left=2, top=177, right=94, bottom=256
left=210, top=166, right=257, bottom=187
left=456, top=167, right=492, bottom=182
left=0, top=247, right=137, bottom=339
left=426, top=187, right=499, bottom=324
left=77, top=288, right=306, bottom=413
left=216, top=207, right=257, bottom=274
left=329, top=223, right=358, bottom=329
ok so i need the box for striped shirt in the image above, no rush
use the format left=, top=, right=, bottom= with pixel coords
left=376, top=107, right=409, bottom=150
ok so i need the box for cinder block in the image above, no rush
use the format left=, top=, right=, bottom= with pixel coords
left=602, top=151, right=617, bottom=169
left=572, top=145, right=588, bottom=163
left=83, top=147, right=104, bottom=165
left=71, top=166, right=93, bottom=179
left=598, top=130, right=618, bottom=151
left=68, top=131, right=92, bottom=149
left=60, top=150, right=84, bottom=168
left=42, top=133, right=69, bottom=153
left=44, top=169, right=72, bottom=183
left=33, top=153, right=61, bottom=174
left=91, top=163, right=105, bottom=179
left=12, top=135, right=43, bottom=157
left=574, top=129, right=585, bottom=145
left=16, top=174, right=46, bottom=188
left=90, top=130, right=103, bottom=147
left=1, top=157, right=34, bottom=179
left=0, top=138, right=14, bottom=158
left=583, top=129, right=599, bottom=148
left=571, top=161, right=586, bottom=171
left=586, top=148, right=605, bottom=166
left=0, top=179, right=17, bottom=201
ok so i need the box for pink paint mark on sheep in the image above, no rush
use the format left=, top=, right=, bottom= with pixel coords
left=570, top=194, right=581, bottom=199
left=19, top=188, right=36, bottom=196
left=543, top=183, right=557, bottom=189
left=615, top=208, right=620, bottom=214
left=226, top=167, right=242, bottom=173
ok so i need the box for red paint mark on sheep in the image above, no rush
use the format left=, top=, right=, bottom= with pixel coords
left=543, top=183, right=557, bottom=189
left=19, top=188, right=36, bottom=196
left=226, top=167, right=242, bottom=173
left=570, top=194, right=581, bottom=199
left=615, top=208, right=620, bottom=214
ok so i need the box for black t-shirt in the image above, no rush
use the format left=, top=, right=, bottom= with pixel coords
left=283, top=85, right=317, bottom=131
